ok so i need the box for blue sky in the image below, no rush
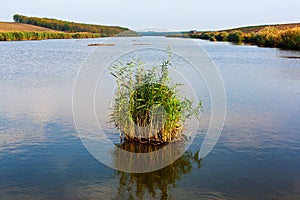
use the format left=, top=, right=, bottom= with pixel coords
left=1, top=0, right=300, bottom=31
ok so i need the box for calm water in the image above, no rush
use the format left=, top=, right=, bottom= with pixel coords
left=0, top=37, right=300, bottom=200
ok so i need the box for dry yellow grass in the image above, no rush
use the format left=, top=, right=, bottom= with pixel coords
left=0, top=22, right=57, bottom=32
left=0, top=22, right=103, bottom=41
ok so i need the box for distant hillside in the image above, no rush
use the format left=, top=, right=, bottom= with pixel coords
left=13, top=14, right=130, bottom=37
left=0, top=20, right=105, bottom=41
left=0, top=22, right=57, bottom=32
left=220, top=23, right=300, bottom=33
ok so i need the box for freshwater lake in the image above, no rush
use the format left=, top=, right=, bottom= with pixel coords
left=0, top=37, right=300, bottom=199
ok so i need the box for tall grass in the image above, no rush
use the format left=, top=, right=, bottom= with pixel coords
left=277, top=27, right=300, bottom=50
left=254, top=27, right=281, bottom=47
left=215, top=31, right=229, bottom=41
left=0, top=31, right=101, bottom=41
left=191, top=27, right=300, bottom=50
left=110, top=55, right=202, bottom=144
left=227, top=30, right=243, bottom=43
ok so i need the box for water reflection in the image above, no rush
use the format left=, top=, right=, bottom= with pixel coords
left=1, top=38, right=300, bottom=199
left=114, top=141, right=201, bottom=200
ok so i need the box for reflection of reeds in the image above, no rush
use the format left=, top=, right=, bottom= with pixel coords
left=114, top=141, right=201, bottom=200
left=114, top=140, right=186, bottom=172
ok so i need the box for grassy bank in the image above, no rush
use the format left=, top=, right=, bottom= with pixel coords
left=0, top=21, right=102, bottom=41
left=191, top=26, right=300, bottom=50
left=0, top=31, right=101, bottom=41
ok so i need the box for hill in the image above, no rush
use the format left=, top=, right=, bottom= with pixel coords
left=220, top=23, right=300, bottom=33
left=13, top=14, right=129, bottom=37
left=0, top=14, right=137, bottom=41
left=0, top=22, right=57, bottom=32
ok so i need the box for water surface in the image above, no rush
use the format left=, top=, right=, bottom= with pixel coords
left=0, top=37, right=300, bottom=199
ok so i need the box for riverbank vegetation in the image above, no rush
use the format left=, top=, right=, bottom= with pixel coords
left=0, top=14, right=133, bottom=41
left=0, top=31, right=101, bottom=41
left=191, top=26, right=300, bottom=50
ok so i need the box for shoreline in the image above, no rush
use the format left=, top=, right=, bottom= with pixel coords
left=0, top=31, right=103, bottom=41
left=189, top=26, right=300, bottom=51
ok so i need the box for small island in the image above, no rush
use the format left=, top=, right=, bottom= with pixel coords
left=110, top=56, right=202, bottom=144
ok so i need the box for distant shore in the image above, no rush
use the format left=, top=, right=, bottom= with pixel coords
left=171, top=23, right=300, bottom=50
left=0, top=14, right=136, bottom=41
left=191, top=28, right=300, bottom=50
left=1, top=16, right=299, bottom=50
left=0, top=31, right=102, bottom=41
left=0, top=22, right=110, bottom=41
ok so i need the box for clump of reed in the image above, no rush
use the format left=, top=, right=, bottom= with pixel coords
left=110, top=55, right=202, bottom=144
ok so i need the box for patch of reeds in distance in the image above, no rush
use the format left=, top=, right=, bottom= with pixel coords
left=0, top=31, right=101, bottom=41
left=190, top=26, right=300, bottom=50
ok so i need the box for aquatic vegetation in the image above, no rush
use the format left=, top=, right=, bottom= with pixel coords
left=254, top=27, right=281, bottom=47
left=278, top=27, right=300, bottom=50
left=227, top=30, right=243, bottom=43
left=191, top=26, right=300, bottom=50
left=215, top=31, right=229, bottom=41
left=209, top=36, right=216, bottom=41
left=110, top=55, right=202, bottom=144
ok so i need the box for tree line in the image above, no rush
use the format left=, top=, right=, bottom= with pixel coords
left=13, top=14, right=129, bottom=37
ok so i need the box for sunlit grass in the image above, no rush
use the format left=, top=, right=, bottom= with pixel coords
left=110, top=54, right=202, bottom=144
left=0, top=31, right=101, bottom=41
left=191, top=26, right=300, bottom=50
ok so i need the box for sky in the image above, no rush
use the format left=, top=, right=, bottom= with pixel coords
left=1, top=0, right=300, bottom=31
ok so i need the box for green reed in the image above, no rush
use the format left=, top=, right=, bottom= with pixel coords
left=110, top=55, right=202, bottom=144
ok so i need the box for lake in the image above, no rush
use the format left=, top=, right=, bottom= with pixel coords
left=0, top=37, right=300, bottom=199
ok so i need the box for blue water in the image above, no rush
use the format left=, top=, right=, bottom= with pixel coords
left=0, top=37, right=300, bottom=199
